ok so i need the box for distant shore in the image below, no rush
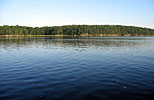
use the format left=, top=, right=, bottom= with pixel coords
left=1, top=25, right=154, bottom=37
left=0, top=34, right=154, bottom=37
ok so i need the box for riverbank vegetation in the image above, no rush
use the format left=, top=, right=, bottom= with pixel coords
left=0, top=25, right=154, bottom=36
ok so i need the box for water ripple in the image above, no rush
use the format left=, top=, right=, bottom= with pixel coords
left=0, top=37, right=154, bottom=100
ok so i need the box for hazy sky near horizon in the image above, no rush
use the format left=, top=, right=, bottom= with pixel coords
left=0, top=0, right=154, bottom=28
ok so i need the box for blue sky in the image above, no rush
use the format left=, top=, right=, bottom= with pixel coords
left=0, top=0, right=154, bottom=28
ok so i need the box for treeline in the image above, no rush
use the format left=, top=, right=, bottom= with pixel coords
left=0, top=25, right=154, bottom=36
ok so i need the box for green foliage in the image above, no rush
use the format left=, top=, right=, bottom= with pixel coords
left=0, top=25, right=154, bottom=36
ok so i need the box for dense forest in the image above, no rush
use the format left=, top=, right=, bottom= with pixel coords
left=0, top=25, right=154, bottom=36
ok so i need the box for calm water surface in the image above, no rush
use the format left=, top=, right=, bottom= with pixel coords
left=0, top=37, right=154, bottom=100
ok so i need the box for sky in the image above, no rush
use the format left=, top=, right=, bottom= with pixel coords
left=0, top=0, right=154, bottom=28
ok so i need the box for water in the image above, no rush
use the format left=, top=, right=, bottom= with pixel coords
left=0, top=36, right=154, bottom=100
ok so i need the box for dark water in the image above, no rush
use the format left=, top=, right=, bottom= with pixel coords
left=0, top=36, right=154, bottom=100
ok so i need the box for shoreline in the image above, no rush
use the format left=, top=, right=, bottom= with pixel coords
left=1, top=34, right=154, bottom=37
left=0, top=35, right=71, bottom=37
